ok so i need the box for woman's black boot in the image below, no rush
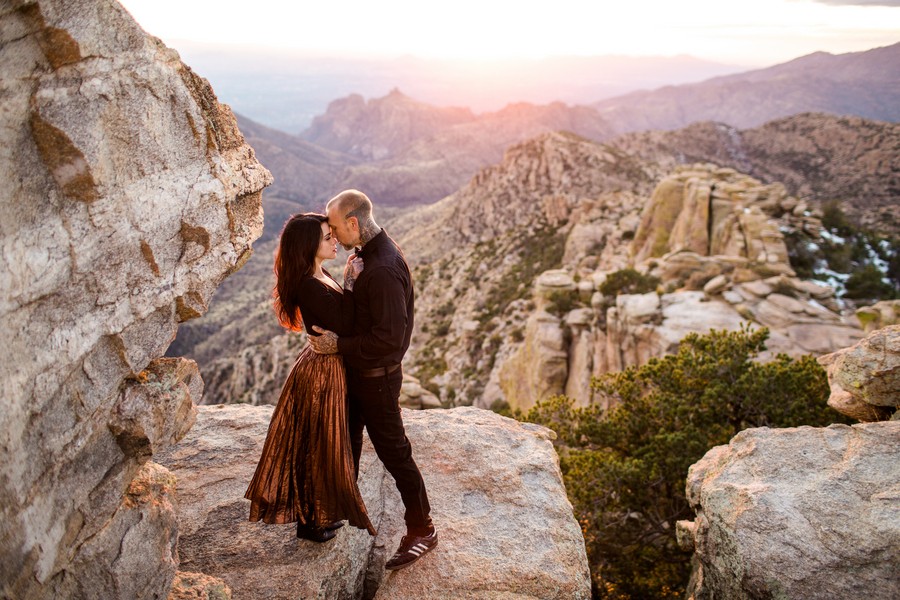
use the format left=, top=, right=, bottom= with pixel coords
left=297, top=522, right=337, bottom=543
left=324, top=521, right=345, bottom=532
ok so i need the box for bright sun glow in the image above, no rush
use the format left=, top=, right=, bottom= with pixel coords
left=117, top=0, right=900, bottom=65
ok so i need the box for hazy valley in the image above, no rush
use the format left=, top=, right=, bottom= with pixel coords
left=182, top=48, right=748, bottom=134
left=169, top=42, right=900, bottom=411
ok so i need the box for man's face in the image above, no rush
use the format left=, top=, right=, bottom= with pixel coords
left=326, top=205, right=358, bottom=250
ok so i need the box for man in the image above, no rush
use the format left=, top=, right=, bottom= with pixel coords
left=308, top=189, right=436, bottom=571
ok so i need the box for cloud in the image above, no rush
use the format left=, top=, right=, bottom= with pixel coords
left=809, top=1, right=900, bottom=6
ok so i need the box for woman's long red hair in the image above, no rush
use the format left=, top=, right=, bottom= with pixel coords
left=273, top=213, right=328, bottom=331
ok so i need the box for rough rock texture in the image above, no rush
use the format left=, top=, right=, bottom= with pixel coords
left=156, top=404, right=590, bottom=600
left=679, top=422, right=900, bottom=600
left=605, top=279, right=861, bottom=367
left=818, top=325, right=900, bottom=422
left=0, top=1, right=271, bottom=598
left=60, top=460, right=180, bottom=600
left=168, top=572, right=232, bottom=600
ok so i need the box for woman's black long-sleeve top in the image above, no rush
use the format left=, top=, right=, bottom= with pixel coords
left=297, top=270, right=354, bottom=337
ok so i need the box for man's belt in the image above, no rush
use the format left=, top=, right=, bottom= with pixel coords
left=355, top=364, right=402, bottom=378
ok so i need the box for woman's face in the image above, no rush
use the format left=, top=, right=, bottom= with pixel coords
left=316, top=221, right=337, bottom=261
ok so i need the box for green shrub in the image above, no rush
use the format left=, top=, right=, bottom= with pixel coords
left=599, top=268, right=660, bottom=297
left=889, top=251, right=900, bottom=290
left=783, top=230, right=818, bottom=280
left=522, top=326, right=848, bottom=598
left=784, top=201, right=898, bottom=302
left=821, top=200, right=854, bottom=237
left=844, top=264, right=898, bottom=302
left=545, top=288, right=581, bottom=316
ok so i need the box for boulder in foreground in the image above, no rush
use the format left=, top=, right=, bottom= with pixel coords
left=679, top=422, right=900, bottom=600
left=156, top=404, right=590, bottom=599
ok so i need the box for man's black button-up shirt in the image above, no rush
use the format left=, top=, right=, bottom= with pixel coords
left=337, top=229, right=414, bottom=369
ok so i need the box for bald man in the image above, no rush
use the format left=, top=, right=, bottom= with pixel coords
left=309, top=189, right=436, bottom=571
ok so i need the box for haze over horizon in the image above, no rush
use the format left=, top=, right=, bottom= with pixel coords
left=117, top=0, right=900, bottom=132
left=120, top=0, right=899, bottom=65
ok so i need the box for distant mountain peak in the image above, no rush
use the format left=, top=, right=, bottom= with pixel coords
left=593, top=42, right=900, bottom=134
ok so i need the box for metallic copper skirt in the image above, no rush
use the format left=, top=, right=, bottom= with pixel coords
left=244, top=345, right=375, bottom=534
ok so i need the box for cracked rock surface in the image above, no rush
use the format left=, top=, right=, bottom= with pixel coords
left=0, top=1, right=270, bottom=598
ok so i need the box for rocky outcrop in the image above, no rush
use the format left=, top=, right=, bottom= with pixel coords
left=632, top=165, right=801, bottom=274
left=398, top=373, right=442, bottom=409
left=496, top=163, right=862, bottom=412
left=0, top=1, right=270, bottom=598
left=678, top=422, right=900, bottom=600
left=609, top=114, right=900, bottom=236
left=156, top=404, right=590, bottom=600
left=389, top=132, right=653, bottom=407
left=857, top=300, right=900, bottom=333
left=818, top=325, right=900, bottom=422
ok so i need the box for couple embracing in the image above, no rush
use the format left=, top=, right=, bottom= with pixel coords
left=243, top=190, right=436, bottom=571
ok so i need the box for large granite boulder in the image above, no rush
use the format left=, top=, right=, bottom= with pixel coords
left=818, top=325, right=900, bottom=422
left=632, top=165, right=796, bottom=277
left=156, top=404, right=590, bottom=600
left=679, top=422, right=900, bottom=600
left=0, top=1, right=271, bottom=598
left=499, top=310, right=570, bottom=412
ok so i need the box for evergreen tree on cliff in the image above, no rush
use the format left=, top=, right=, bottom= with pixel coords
left=523, top=326, right=849, bottom=598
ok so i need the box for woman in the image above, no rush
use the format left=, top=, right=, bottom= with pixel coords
left=244, top=213, right=375, bottom=542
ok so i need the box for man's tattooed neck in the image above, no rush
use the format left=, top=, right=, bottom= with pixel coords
left=358, top=220, right=380, bottom=246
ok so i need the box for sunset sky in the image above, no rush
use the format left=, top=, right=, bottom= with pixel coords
left=118, top=0, right=900, bottom=66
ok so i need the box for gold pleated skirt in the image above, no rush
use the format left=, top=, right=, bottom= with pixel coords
left=244, top=345, right=376, bottom=535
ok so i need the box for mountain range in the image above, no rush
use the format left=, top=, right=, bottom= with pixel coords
left=182, top=49, right=746, bottom=133
left=169, top=42, right=900, bottom=405
left=235, top=42, right=899, bottom=215
left=593, top=42, right=900, bottom=133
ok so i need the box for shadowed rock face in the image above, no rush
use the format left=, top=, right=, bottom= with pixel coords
left=818, top=325, right=900, bottom=422
left=679, top=421, right=900, bottom=600
left=156, top=404, right=591, bottom=600
left=0, top=1, right=271, bottom=598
